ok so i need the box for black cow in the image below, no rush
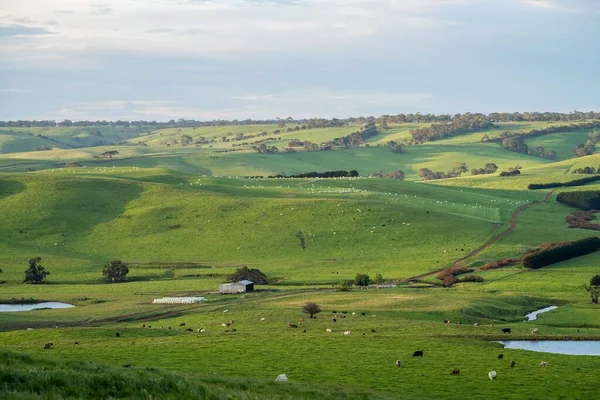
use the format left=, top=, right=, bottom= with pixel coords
left=371, top=329, right=376, bottom=333
left=510, top=360, right=516, bottom=367
left=115, top=332, right=120, bottom=337
left=180, top=323, right=186, bottom=327
left=412, top=350, right=424, bottom=357
left=498, top=354, right=504, bottom=359
left=451, top=369, right=460, bottom=375
left=43, top=343, right=53, bottom=350
left=501, top=328, right=511, bottom=334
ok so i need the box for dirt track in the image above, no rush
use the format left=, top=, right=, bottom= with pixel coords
left=400, top=190, right=556, bottom=283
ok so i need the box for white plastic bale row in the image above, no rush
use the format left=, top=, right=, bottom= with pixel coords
left=152, top=297, right=206, bottom=304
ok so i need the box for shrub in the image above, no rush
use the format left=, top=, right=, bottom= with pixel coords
left=443, top=275, right=459, bottom=287
left=480, top=258, right=518, bottom=270
left=335, top=280, right=352, bottom=291
left=523, top=237, right=600, bottom=269
left=459, top=275, right=484, bottom=283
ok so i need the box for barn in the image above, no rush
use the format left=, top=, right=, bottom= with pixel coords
left=219, top=280, right=254, bottom=294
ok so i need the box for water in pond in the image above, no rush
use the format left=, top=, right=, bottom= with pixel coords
left=500, top=341, right=600, bottom=356
left=0, top=302, right=74, bottom=312
left=525, top=306, right=558, bottom=321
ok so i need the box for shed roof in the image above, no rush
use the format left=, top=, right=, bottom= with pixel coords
left=239, top=280, right=254, bottom=285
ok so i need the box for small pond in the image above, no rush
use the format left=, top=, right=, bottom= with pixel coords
left=500, top=341, right=600, bottom=356
left=0, top=302, right=75, bottom=312
left=525, top=305, right=558, bottom=321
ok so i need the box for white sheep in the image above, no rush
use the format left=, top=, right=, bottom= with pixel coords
left=326, top=329, right=332, bottom=333
left=539, top=361, right=548, bottom=367
left=275, top=374, right=288, bottom=383
left=343, top=331, right=352, bottom=335
left=488, top=371, right=497, bottom=380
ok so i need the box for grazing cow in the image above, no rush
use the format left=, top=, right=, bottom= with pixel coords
left=44, top=343, right=53, bottom=349
left=74, top=342, right=79, bottom=346
left=362, top=312, right=366, bottom=316
left=343, top=331, right=352, bottom=335
left=186, top=328, right=193, bottom=332
left=371, top=329, right=376, bottom=333
left=303, top=329, right=306, bottom=333
left=510, top=360, right=516, bottom=368
left=142, top=324, right=145, bottom=328
left=539, top=362, right=548, bottom=367
left=342, top=311, right=348, bottom=314
left=488, top=371, right=497, bottom=380
left=131, top=341, right=135, bottom=345
left=288, top=322, right=298, bottom=328
left=332, top=318, right=337, bottom=323
left=498, top=354, right=504, bottom=359
left=229, top=320, right=235, bottom=324
left=115, top=332, right=121, bottom=338
left=396, top=360, right=402, bottom=368
left=501, top=328, right=511, bottom=334
left=412, top=350, right=424, bottom=357
left=180, top=323, right=186, bottom=327
left=444, top=320, right=451, bottom=324
left=122, top=364, right=132, bottom=368
left=199, top=329, right=206, bottom=333
left=451, top=369, right=460, bottom=375
left=474, top=323, right=479, bottom=326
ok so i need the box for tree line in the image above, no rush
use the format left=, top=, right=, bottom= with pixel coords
left=3, top=110, right=598, bottom=129
left=522, top=237, right=600, bottom=269
left=528, top=176, right=600, bottom=190
left=556, top=190, right=600, bottom=210
left=409, top=113, right=494, bottom=143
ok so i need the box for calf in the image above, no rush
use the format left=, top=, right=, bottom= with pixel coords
left=501, top=328, right=511, bottom=334
left=180, top=323, right=186, bottom=327
left=412, top=350, right=424, bottom=357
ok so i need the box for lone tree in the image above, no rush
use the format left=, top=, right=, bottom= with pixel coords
left=227, top=266, right=268, bottom=284
left=102, top=260, right=129, bottom=283
left=302, top=302, right=322, bottom=319
left=584, top=274, right=600, bottom=304
left=374, top=273, right=384, bottom=285
left=24, top=257, right=49, bottom=284
left=354, top=273, right=370, bottom=287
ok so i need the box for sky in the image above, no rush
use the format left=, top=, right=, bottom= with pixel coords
left=0, top=0, right=599, bottom=121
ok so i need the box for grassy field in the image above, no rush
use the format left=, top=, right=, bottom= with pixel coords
left=1, top=122, right=600, bottom=399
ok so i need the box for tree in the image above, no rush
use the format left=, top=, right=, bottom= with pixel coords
left=354, top=273, right=370, bottom=287
left=227, top=266, right=268, bottom=284
left=102, top=260, right=129, bottom=283
left=101, top=150, right=119, bottom=159
left=24, top=257, right=49, bottom=284
left=374, top=273, right=384, bottom=285
left=584, top=275, right=600, bottom=304
left=302, top=302, right=322, bottom=319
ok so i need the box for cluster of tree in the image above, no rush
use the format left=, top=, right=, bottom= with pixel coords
left=523, top=237, right=600, bottom=269
left=3, top=111, right=599, bottom=129
left=470, top=163, right=498, bottom=176
left=556, top=190, right=600, bottom=210
left=485, top=121, right=600, bottom=143
left=572, top=166, right=600, bottom=174
left=529, top=176, right=600, bottom=190
left=334, top=273, right=384, bottom=291
left=436, top=266, right=483, bottom=287
left=368, top=170, right=405, bottom=180
left=32, top=146, right=51, bottom=151
left=573, top=130, right=600, bottom=158
left=410, top=113, right=494, bottom=143
left=227, top=266, right=268, bottom=284
left=96, top=150, right=119, bottom=159
left=322, top=122, right=379, bottom=148
left=251, top=144, right=279, bottom=153
left=494, top=135, right=558, bottom=159
left=24, top=257, right=50, bottom=284
left=499, top=170, right=521, bottom=177
left=418, top=162, right=469, bottom=181
left=565, top=210, right=600, bottom=231
left=268, top=170, right=359, bottom=179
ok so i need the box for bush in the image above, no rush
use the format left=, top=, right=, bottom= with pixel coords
left=24, top=257, right=49, bottom=284
left=480, top=258, right=518, bottom=270
left=459, top=275, right=484, bottom=283
left=227, top=266, right=268, bottom=284
left=443, top=275, right=459, bottom=287
left=523, top=237, right=600, bottom=269
left=102, top=260, right=129, bottom=283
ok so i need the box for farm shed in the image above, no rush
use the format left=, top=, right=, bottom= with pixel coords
left=219, top=280, right=254, bottom=293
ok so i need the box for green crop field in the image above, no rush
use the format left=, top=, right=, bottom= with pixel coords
left=1, top=120, right=600, bottom=399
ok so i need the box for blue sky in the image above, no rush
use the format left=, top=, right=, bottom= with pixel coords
left=0, top=0, right=598, bottom=120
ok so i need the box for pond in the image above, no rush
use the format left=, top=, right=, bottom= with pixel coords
left=500, top=341, right=600, bottom=356
left=525, top=305, right=558, bottom=321
left=0, top=302, right=75, bottom=312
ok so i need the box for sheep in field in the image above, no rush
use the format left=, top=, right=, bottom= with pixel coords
left=343, top=331, right=352, bottom=335
left=488, top=371, right=497, bottom=380
left=539, top=361, right=548, bottom=367
left=326, top=329, right=332, bottom=333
